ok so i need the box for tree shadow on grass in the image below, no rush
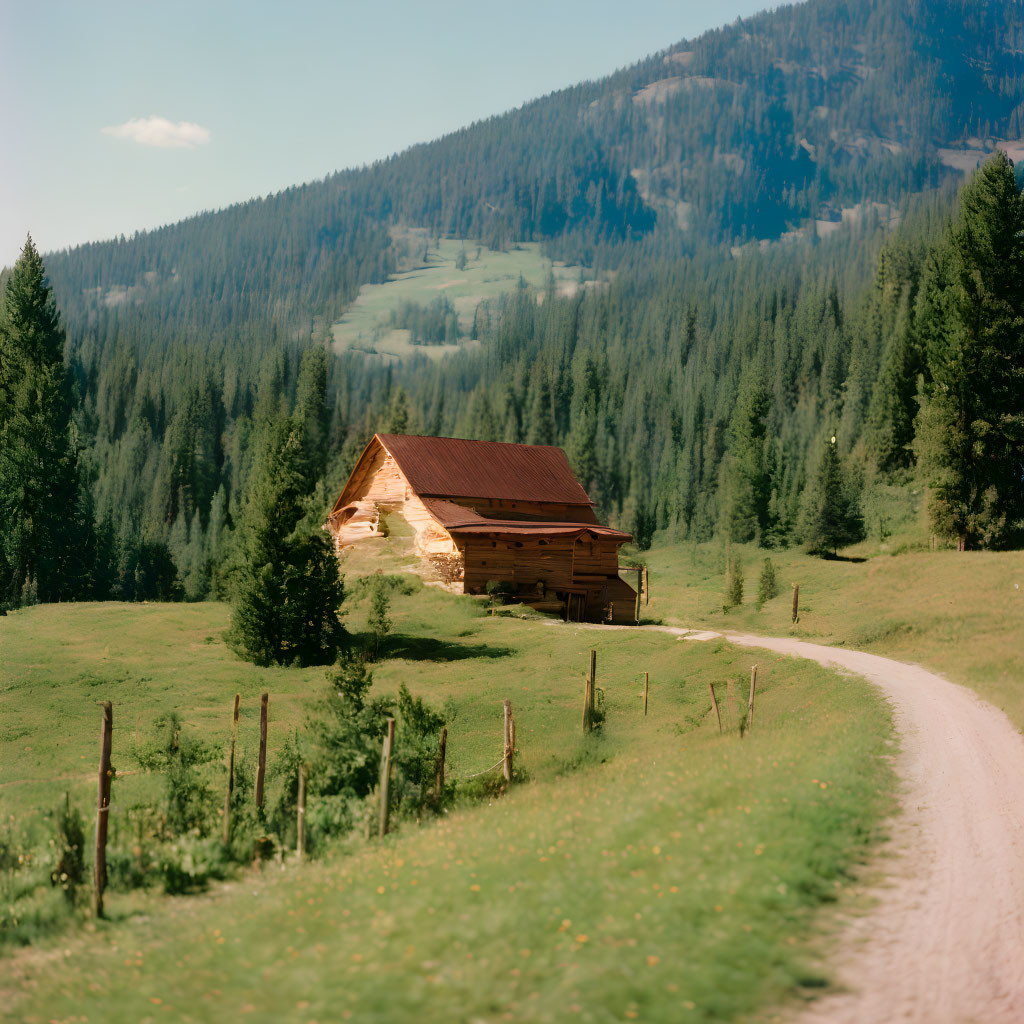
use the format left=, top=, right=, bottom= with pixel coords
left=357, top=632, right=516, bottom=662
left=821, top=553, right=868, bottom=563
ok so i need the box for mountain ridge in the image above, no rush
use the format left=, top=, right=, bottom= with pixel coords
left=31, top=0, right=1024, bottom=350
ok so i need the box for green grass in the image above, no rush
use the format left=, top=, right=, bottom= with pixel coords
left=641, top=537, right=1024, bottom=732
left=331, top=237, right=582, bottom=361
left=2, top=589, right=897, bottom=1019
left=1, top=549, right=896, bottom=1021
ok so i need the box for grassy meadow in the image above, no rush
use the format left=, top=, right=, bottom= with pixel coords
left=1, top=547, right=896, bottom=1022
left=331, top=237, right=582, bottom=361
left=642, top=536, right=1024, bottom=733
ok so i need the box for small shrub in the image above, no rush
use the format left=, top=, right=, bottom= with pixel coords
left=367, top=573, right=393, bottom=660
left=306, top=657, right=394, bottom=802
left=349, top=573, right=419, bottom=600
left=393, top=684, right=446, bottom=814
left=158, top=836, right=229, bottom=895
left=106, top=843, right=153, bottom=892
left=590, top=686, right=607, bottom=730
left=485, top=580, right=516, bottom=610
left=49, top=800, right=86, bottom=904
left=757, top=557, right=780, bottom=606
left=724, top=561, right=744, bottom=610
left=266, top=730, right=305, bottom=849
left=224, top=753, right=263, bottom=864
left=305, top=792, right=367, bottom=848
left=134, top=713, right=217, bottom=838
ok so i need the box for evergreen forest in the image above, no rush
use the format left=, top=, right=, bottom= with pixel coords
left=2, top=0, right=1024, bottom=612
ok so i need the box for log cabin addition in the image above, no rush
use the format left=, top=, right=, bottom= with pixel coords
left=326, top=433, right=639, bottom=623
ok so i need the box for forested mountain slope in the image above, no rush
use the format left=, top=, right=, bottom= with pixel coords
left=39, top=0, right=1024, bottom=341
left=3, top=0, right=1023, bottom=606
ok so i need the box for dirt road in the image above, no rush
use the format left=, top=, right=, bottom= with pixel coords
left=670, top=627, right=1024, bottom=1022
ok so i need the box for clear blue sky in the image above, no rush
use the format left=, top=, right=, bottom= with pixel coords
left=1, top=0, right=772, bottom=265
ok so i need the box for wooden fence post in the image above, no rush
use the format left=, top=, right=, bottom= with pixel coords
left=643, top=672, right=649, bottom=716
left=644, top=565, right=649, bottom=606
left=435, top=726, right=447, bottom=804
left=255, top=692, right=268, bottom=808
left=297, top=763, right=306, bottom=860
left=792, top=584, right=800, bottom=624
left=379, top=718, right=395, bottom=838
left=635, top=568, right=642, bottom=624
left=503, top=700, right=513, bottom=783
left=583, top=650, right=597, bottom=732
left=747, top=664, right=758, bottom=732
left=222, top=693, right=240, bottom=845
left=709, top=682, right=722, bottom=734
left=93, top=701, right=113, bottom=918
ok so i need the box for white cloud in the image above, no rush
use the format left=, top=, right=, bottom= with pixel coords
left=102, top=116, right=211, bottom=149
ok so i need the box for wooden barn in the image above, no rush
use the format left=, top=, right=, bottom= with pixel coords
left=326, top=433, right=639, bottom=623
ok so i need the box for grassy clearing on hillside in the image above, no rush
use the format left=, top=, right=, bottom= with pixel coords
left=642, top=539, right=1024, bottom=732
left=331, top=238, right=582, bottom=361
left=2, top=579, right=893, bottom=1023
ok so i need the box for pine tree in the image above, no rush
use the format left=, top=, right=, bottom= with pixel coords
left=526, top=372, right=556, bottom=445
left=294, top=346, right=330, bottom=489
left=913, top=152, right=1024, bottom=549
left=0, top=237, right=92, bottom=605
left=800, top=435, right=864, bottom=557
left=228, top=418, right=345, bottom=666
left=385, top=388, right=409, bottom=434
left=722, top=361, right=771, bottom=542
left=204, top=485, right=231, bottom=598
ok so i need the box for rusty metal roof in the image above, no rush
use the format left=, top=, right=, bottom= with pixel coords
left=377, top=434, right=593, bottom=505
left=420, top=497, right=631, bottom=541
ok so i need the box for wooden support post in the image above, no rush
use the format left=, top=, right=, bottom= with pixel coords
left=792, top=584, right=799, bottom=624
left=434, top=726, right=447, bottom=804
left=635, top=567, right=642, bottom=624
left=503, top=700, right=513, bottom=783
left=255, top=692, right=268, bottom=808
left=709, top=682, right=722, bottom=734
left=379, top=718, right=395, bottom=838
left=582, top=649, right=597, bottom=732
left=644, top=565, right=649, bottom=607
left=222, top=693, right=240, bottom=845
left=297, top=763, right=306, bottom=860
left=643, top=671, right=649, bottom=716
left=93, top=701, right=113, bottom=919
left=747, top=664, right=758, bottom=732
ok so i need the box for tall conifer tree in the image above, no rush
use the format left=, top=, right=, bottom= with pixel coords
left=0, top=237, right=92, bottom=605
left=228, top=418, right=344, bottom=666
left=722, top=361, right=771, bottom=542
left=914, top=152, right=1024, bottom=549
left=800, top=435, right=864, bottom=556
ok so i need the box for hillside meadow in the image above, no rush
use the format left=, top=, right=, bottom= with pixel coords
left=331, top=237, right=582, bottom=361
left=642, top=538, right=1024, bottom=733
left=1, top=567, right=895, bottom=1022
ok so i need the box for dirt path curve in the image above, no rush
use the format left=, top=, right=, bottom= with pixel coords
left=651, top=625, right=1024, bottom=1022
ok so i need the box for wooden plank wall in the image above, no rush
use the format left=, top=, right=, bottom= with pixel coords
left=571, top=537, right=620, bottom=576
left=461, top=536, right=625, bottom=595
left=462, top=537, right=572, bottom=591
